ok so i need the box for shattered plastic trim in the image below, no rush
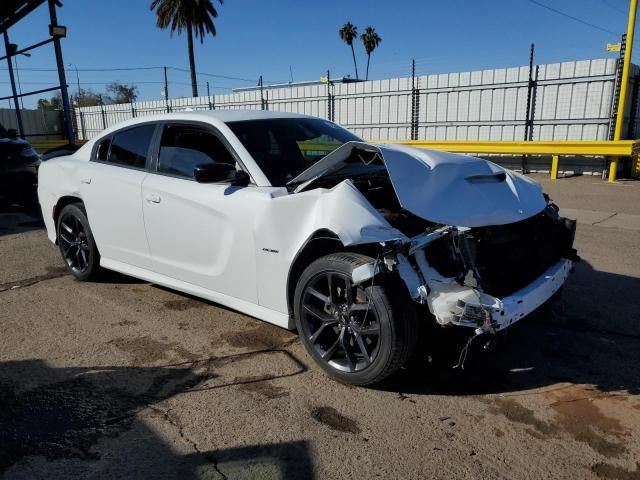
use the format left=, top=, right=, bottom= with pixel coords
left=354, top=227, right=574, bottom=333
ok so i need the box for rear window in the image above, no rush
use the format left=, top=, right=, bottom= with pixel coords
left=107, top=124, right=155, bottom=169
left=95, top=138, right=111, bottom=161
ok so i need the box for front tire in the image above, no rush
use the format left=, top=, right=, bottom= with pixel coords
left=294, top=252, right=417, bottom=386
left=56, top=203, right=101, bottom=281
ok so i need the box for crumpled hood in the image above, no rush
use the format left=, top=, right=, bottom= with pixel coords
left=378, top=144, right=546, bottom=227
left=289, top=141, right=546, bottom=228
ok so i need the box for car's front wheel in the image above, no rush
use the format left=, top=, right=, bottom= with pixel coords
left=56, top=203, right=101, bottom=281
left=294, top=252, right=417, bottom=386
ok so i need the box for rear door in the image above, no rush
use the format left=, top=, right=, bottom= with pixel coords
left=141, top=123, right=263, bottom=303
left=78, top=123, right=157, bottom=268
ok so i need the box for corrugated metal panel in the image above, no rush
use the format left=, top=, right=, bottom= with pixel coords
left=75, top=58, right=625, bottom=142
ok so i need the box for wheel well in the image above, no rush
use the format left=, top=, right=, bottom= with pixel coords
left=53, top=196, right=83, bottom=233
left=285, top=229, right=382, bottom=316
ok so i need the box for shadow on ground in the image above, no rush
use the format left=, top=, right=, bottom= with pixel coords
left=0, top=355, right=313, bottom=479
left=382, top=259, right=640, bottom=397
left=0, top=196, right=43, bottom=237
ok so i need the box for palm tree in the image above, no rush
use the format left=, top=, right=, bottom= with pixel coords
left=339, top=21, right=359, bottom=80
left=360, top=26, right=382, bottom=81
left=150, top=0, right=223, bottom=97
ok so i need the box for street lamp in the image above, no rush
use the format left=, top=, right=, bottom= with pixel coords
left=9, top=44, right=31, bottom=110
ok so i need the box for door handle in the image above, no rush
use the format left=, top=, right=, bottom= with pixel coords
left=80, top=177, right=92, bottom=184
left=145, top=193, right=161, bottom=204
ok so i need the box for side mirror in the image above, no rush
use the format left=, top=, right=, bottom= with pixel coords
left=7, top=128, right=18, bottom=139
left=193, top=163, right=250, bottom=186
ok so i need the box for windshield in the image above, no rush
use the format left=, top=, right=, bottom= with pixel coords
left=226, top=117, right=361, bottom=186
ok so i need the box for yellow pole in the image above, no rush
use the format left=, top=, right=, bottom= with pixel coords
left=551, top=155, right=559, bottom=179
left=609, top=0, right=638, bottom=182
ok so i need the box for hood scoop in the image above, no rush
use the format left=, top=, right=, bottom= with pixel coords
left=377, top=144, right=546, bottom=227
left=465, top=172, right=506, bottom=184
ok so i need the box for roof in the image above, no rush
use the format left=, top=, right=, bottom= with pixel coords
left=0, top=0, right=45, bottom=33
left=78, top=109, right=319, bottom=149
left=174, top=110, right=314, bottom=122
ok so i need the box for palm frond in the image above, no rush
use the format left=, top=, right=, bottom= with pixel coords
left=150, top=0, right=222, bottom=40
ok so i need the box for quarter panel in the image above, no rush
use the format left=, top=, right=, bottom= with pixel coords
left=37, top=155, right=87, bottom=243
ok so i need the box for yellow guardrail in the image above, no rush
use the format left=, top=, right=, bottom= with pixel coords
left=385, top=140, right=639, bottom=180
left=32, top=139, right=639, bottom=179
left=31, top=140, right=86, bottom=153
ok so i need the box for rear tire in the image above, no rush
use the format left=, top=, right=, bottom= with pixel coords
left=56, top=203, right=101, bottom=281
left=294, top=252, right=417, bottom=386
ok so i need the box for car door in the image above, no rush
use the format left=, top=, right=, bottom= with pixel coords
left=78, top=123, right=157, bottom=269
left=141, top=122, right=265, bottom=304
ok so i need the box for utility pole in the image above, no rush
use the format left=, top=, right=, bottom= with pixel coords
left=259, top=75, right=265, bottom=110
left=3, top=32, right=24, bottom=137
left=163, top=66, right=170, bottom=113
left=48, top=0, right=74, bottom=143
left=206, top=81, right=210, bottom=97
left=609, top=0, right=637, bottom=182
left=68, top=63, right=81, bottom=96
left=14, top=54, right=24, bottom=110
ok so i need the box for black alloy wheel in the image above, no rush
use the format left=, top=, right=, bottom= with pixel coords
left=294, top=252, right=416, bottom=386
left=56, top=203, right=101, bottom=281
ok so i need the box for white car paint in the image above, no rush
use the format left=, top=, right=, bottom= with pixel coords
left=38, top=111, right=573, bottom=335
left=289, top=140, right=547, bottom=228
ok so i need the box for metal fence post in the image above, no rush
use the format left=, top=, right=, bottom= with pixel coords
left=326, top=70, right=332, bottom=121
left=100, top=105, right=107, bottom=130
left=410, top=59, right=420, bottom=140
left=259, top=75, right=266, bottom=110
left=522, top=44, right=535, bottom=173
left=608, top=35, right=627, bottom=141
left=529, top=65, right=539, bottom=141
left=626, top=73, right=640, bottom=139
left=79, top=111, right=86, bottom=140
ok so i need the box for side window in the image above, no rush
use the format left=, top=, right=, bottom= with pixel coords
left=95, top=138, right=111, bottom=161
left=157, top=125, right=236, bottom=179
left=108, top=124, right=156, bottom=169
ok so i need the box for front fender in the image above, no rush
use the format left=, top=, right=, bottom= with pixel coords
left=253, top=180, right=408, bottom=320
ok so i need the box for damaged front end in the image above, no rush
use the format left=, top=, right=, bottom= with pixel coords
left=353, top=202, right=579, bottom=336
left=293, top=141, right=579, bottom=337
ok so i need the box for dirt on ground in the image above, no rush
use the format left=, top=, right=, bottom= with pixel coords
left=1, top=176, right=639, bottom=479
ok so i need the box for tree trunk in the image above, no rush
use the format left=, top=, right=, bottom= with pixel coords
left=350, top=44, right=359, bottom=80
left=187, top=22, right=198, bottom=97
left=366, top=54, right=371, bottom=81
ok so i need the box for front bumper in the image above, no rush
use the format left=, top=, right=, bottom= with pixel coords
left=455, top=258, right=573, bottom=331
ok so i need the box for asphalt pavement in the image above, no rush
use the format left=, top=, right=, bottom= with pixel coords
left=1, top=175, right=639, bottom=479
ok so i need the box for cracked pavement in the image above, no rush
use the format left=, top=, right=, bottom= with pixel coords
left=1, top=175, right=640, bottom=479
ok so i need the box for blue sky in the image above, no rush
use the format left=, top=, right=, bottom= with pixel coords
left=1, top=0, right=635, bottom=107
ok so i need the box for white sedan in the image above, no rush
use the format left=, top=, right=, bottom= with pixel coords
left=38, top=111, right=578, bottom=385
